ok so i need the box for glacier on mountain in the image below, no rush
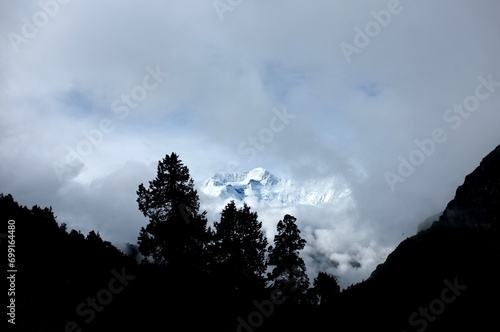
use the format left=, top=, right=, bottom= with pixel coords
left=201, top=167, right=351, bottom=206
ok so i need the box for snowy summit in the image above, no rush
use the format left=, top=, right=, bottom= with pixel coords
left=201, top=167, right=351, bottom=206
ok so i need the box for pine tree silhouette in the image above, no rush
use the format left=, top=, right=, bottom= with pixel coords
left=136, top=152, right=209, bottom=269
left=312, top=271, right=340, bottom=305
left=211, top=200, right=268, bottom=292
left=267, top=214, right=309, bottom=303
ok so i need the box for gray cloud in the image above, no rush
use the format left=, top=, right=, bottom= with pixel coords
left=1, top=0, right=500, bottom=288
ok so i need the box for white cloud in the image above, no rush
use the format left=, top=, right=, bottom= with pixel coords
left=1, top=0, right=500, bottom=288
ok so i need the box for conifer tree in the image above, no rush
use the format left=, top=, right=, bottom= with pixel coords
left=136, top=152, right=208, bottom=269
left=267, top=214, right=309, bottom=302
left=312, top=271, right=340, bottom=305
left=211, top=201, right=268, bottom=290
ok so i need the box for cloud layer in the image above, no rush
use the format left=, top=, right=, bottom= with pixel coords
left=2, top=0, right=500, bottom=288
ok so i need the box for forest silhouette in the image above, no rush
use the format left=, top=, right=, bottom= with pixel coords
left=2, top=146, right=500, bottom=331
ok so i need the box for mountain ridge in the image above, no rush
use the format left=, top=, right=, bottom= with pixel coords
left=201, top=167, right=351, bottom=206
left=333, top=143, right=500, bottom=331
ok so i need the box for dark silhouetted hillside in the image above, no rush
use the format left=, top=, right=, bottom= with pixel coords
left=2, top=144, right=499, bottom=331
left=328, top=144, right=500, bottom=331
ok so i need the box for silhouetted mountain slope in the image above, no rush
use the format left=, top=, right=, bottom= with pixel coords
left=330, top=144, right=500, bottom=331
left=0, top=193, right=135, bottom=331
left=435, top=144, right=500, bottom=230
left=417, top=211, right=443, bottom=233
left=2, top=144, right=499, bottom=331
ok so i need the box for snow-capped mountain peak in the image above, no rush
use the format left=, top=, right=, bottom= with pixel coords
left=243, top=167, right=280, bottom=185
left=201, top=167, right=351, bottom=206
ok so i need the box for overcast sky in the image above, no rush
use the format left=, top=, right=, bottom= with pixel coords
left=1, top=0, right=500, bottom=288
